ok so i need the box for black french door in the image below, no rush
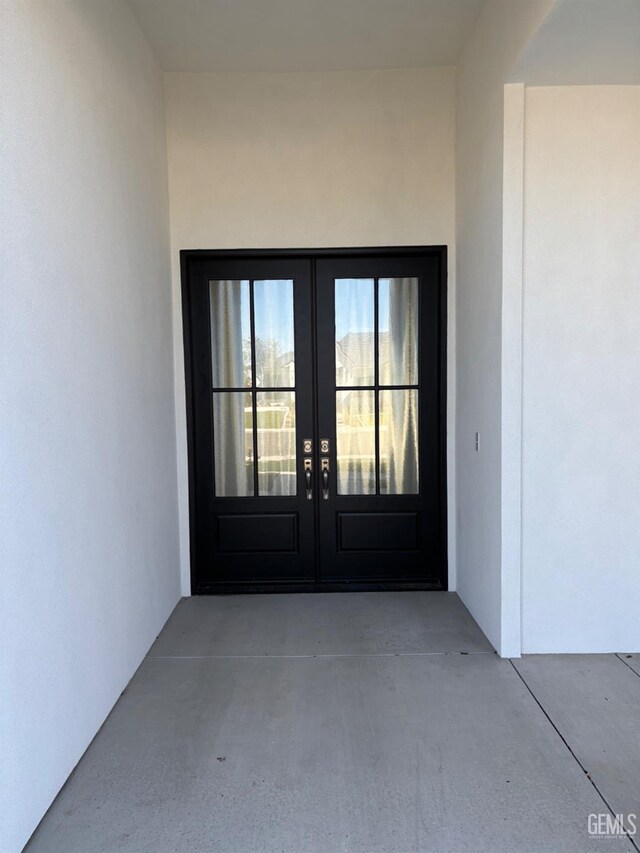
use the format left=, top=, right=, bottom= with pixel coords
left=182, top=248, right=447, bottom=593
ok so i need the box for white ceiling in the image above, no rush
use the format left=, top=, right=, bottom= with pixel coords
left=128, top=0, right=484, bottom=73
left=510, top=0, right=640, bottom=85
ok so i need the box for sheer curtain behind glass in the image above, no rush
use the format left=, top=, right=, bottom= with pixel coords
left=210, top=280, right=253, bottom=496
left=381, top=278, right=419, bottom=494
left=335, top=279, right=375, bottom=493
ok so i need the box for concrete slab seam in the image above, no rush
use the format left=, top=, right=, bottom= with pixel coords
left=509, top=660, right=640, bottom=853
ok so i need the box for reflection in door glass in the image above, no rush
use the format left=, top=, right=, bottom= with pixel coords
left=257, top=391, right=296, bottom=496
left=379, top=390, right=419, bottom=494
left=379, top=278, right=419, bottom=385
left=213, top=392, right=254, bottom=496
left=209, top=280, right=252, bottom=387
left=254, top=280, right=295, bottom=387
left=335, top=279, right=375, bottom=386
left=336, top=390, right=376, bottom=494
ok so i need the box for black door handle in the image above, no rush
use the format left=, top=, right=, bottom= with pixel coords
left=304, top=458, right=313, bottom=500
left=321, top=458, right=329, bottom=500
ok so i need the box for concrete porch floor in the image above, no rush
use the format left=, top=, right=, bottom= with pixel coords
left=26, top=593, right=640, bottom=852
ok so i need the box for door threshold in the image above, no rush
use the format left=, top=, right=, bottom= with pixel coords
left=196, top=580, right=444, bottom=594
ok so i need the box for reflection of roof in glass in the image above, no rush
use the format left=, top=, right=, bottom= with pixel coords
left=336, top=331, right=390, bottom=372
left=278, top=350, right=295, bottom=366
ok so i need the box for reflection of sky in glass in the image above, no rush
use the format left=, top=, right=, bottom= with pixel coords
left=335, top=279, right=390, bottom=339
left=238, top=278, right=393, bottom=343
left=241, top=279, right=295, bottom=348
left=335, top=279, right=372, bottom=341
left=377, top=281, right=390, bottom=332
left=234, top=276, right=401, bottom=367
left=253, top=280, right=295, bottom=354
left=242, top=293, right=250, bottom=337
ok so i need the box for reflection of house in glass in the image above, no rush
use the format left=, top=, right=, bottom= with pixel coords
left=335, top=331, right=390, bottom=387
left=277, top=351, right=295, bottom=387
left=243, top=339, right=295, bottom=388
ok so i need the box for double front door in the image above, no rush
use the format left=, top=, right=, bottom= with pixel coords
left=182, top=249, right=447, bottom=592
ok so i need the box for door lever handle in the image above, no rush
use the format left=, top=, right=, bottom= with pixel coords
left=304, top=458, right=313, bottom=500
left=321, top=458, right=329, bottom=500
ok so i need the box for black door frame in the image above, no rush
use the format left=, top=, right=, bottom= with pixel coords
left=181, top=246, right=448, bottom=594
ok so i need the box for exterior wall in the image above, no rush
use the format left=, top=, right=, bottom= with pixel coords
left=0, top=2, right=180, bottom=849
left=164, top=67, right=457, bottom=594
left=455, top=0, right=552, bottom=655
left=521, top=85, right=640, bottom=652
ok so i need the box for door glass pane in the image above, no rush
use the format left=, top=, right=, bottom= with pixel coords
left=257, top=391, right=296, bottom=496
left=379, top=277, right=418, bottom=385
left=254, top=280, right=295, bottom=387
left=379, top=390, right=419, bottom=494
left=209, top=280, right=251, bottom=387
left=335, top=279, right=374, bottom=386
left=213, top=392, right=254, bottom=496
left=336, top=390, right=375, bottom=495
